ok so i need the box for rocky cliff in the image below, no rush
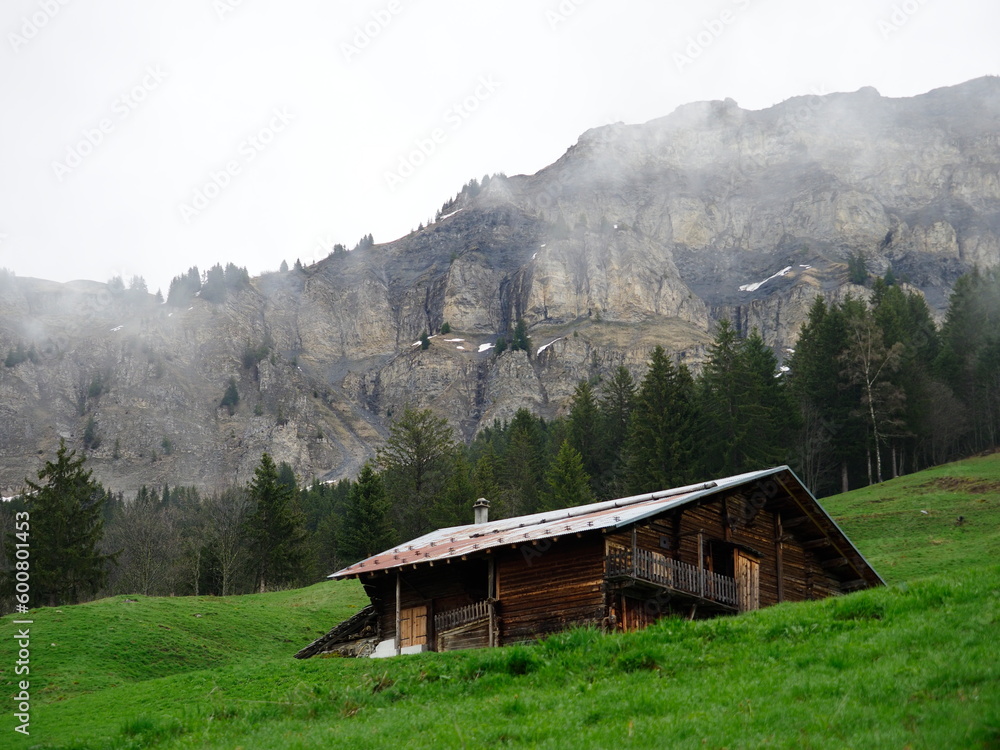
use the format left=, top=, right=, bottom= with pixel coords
left=2, top=77, right=998, bottom=495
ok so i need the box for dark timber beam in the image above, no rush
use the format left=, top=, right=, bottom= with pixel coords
left=801, top=537, right=834, bottom=550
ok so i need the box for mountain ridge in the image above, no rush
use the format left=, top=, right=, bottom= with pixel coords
left=2, top=77, right=999, bottom=494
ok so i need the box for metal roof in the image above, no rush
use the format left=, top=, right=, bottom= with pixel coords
left=330, top=467, right=799, bottom=580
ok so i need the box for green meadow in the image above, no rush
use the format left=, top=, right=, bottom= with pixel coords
left=3, top=455, right=1000, bottom=749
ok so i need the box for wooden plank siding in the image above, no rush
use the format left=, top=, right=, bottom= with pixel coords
left=363, top=559, right=492, bottom=647
left=351, top=476, right=860, bottom=653
left=496, top=535, right=607, bottom=644
left=603, top=493, right=845, bottom=619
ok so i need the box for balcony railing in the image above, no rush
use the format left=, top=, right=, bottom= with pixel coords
left=606, top=546, right=738, bottom=608
left=434, top=600, right=492, bottom=632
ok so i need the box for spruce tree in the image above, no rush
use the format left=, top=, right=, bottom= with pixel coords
left=5, top=440, right=115, bottom=606
left=245, top=453, right=308, bottom=592
left=699, top=322, right=794, bottom=476
left=338, top=463, right=396, bottom=564
left=429, top=453, right=476, bottom=528
left=599, top=365, right=637, bottom=496
left=377, top=407, right=456, bottom=539
left=539, top=441, right=594, bottom=512
left=625, top=346, right=700, bottom=493
left=568, top=380, right=603, bottom=490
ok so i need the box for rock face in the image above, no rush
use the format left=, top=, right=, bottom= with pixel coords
left=2, top=77, right=999, bottom=494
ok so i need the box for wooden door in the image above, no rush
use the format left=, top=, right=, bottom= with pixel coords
left=399, top=605, right=428, bottom=647
left=735, top=551, right=760, bottom=612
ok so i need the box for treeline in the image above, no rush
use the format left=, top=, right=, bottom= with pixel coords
left=789, top=268, right=1000, bottom=495
left=0, top=447, right=319, bottom=609
left=166, top=263, right=251, bottom=306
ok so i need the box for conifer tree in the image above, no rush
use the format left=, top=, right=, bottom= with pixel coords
left=700, top=322, right=794, bottom=476
left=539, top=441, right=594, bottom=512
left=377, top=407, right=456, bottom=538
left=567, top=380, right=604, bottom=492
left=430, top=453, right=476, bottom=528
left=245, top=453, right=308, bottom=592
left=599, top=365, right=637, bottom=496
left=625, top=346, right=700, bottom=493
left=5, top=440, right=115, bottom=606
left=502, top=409, right=549, bottom=516
left=338, top=463, right=396, bottom=564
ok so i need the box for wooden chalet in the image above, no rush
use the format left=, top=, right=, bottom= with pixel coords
left=295, top=466, right=883, bottom=658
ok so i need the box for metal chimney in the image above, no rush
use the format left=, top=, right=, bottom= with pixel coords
left=473, top=497, right=490, bottom=524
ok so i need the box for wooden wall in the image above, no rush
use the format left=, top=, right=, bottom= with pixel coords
left=359, top=487, right=850, bottom=651
left=604, top=493, right=844, bottom=610
left=363, top=558, right=491, bottom=648
left=495, top=535, right=607, bottom=644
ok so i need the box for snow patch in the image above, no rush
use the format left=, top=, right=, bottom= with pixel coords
left=739, top=266, right=793, bottom=293
left=540, top=243, right=546, bottom=247
left=443, top=338, right=464, bottom=342
left=531, top=252, right=537, bottom=260
left=110, top=325, right=124, bottom=332
left=799, top=264, right=811, bottom=269
left=439, top=208, right=464, bottom=221
left=478, top=343, right=495, bottom=353
left=456, top=346, right=466, bottom=350
left=536, top=337, right=563, bottom=356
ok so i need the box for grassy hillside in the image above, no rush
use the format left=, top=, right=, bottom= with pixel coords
left=2, top=455, right=999, bottom=749
left=823, top=452, right=1000, bottom=582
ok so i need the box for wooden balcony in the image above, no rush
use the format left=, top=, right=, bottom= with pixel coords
left=606, top=546, right=738, bottom=610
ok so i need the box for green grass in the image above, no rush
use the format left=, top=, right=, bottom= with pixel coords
left=823, top=451, right=1000, bottom=582
left=3, top=455, right=1000, bottom=749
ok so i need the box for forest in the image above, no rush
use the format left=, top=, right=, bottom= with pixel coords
left=3, top=267, right=1000, bottom=607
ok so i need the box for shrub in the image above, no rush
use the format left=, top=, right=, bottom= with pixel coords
left=220, top=377, right=239, bottom=415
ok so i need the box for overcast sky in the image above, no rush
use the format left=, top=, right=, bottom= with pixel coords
left=1, top=0, right=997, bottom=295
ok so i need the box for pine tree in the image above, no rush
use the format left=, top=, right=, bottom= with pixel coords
left=625, top=346, right=700, bottom=493
left=699, top=322, right=793, bottom=476
left=377, top=407, right=456, bottom=538
left=245, top=453, right=308, bottom=592
left=599, top=365, right=637, bottom=496
left=511, top=319, right=531, bottom=353
left=567, top=380, right=604, bottom=494
left=502, top=409, right=549, bottom=516
left=788, top=297, right=866, bottom=494
left=338, top=464, right=396, bottom=563
left=4, top=440, right=115, bottom=606
left=539, top=441, right=594, bottom=512
left=430, top=453, right=476, bottom=528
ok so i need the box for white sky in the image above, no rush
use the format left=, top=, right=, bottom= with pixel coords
left=1, top=0, right=997, bottom=295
